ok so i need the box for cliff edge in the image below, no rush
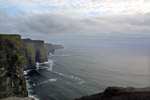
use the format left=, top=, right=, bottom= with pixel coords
left=75, top=87, right=150, bottom=100
left=0, top=34, right=28, bottom=99
left=22, top=39, right=48, bottom=70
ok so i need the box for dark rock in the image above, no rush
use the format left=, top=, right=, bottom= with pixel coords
left=75, top=87, right=150, bottom=100
left=0, top=34, right=28, bottom=99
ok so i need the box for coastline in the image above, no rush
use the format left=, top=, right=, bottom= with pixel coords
left=0, top=34, right=150, bottom=100
left=0, top=34, right=63, bottom=100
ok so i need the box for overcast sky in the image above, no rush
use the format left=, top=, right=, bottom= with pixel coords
left=0, top=0, right=150, bottom=45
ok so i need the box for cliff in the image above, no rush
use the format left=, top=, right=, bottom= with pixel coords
left=44, top=43, right=55, bottom=54
left=75, top=87, right=150, bottom=100
left=22, top=39, right=48, bottom=70
left=52, top=44, right=64, bottom=49
left=0, top=34, right=28, bottom=99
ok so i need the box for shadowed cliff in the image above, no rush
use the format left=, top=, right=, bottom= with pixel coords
left=0, top=34, right=28, bottom=99
left=22, top=39, right=48, bottom=70
left=75, top=87, right=150, bottom=100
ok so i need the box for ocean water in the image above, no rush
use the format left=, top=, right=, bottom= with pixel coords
left=24, top=46, right=150, bottom=100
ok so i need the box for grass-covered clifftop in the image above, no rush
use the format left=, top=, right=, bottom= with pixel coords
left=0, top=34, right=28, bottom=99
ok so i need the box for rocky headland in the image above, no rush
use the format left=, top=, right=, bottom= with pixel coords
left=0, top=34, right=28, bottom=99
left=0, top=34, right=63, bottom=99
left=75, top=87, right=150, bottom=100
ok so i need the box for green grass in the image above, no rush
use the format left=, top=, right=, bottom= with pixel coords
left=0, top=34, right=20, bottom=36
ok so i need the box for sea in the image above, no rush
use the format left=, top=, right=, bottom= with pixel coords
left=24, top=39, right=150, bottom=100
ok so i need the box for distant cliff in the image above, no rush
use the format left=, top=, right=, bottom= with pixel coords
left=22, top=39, right=47, bottom=70
left=44, top=43, right=55, bottom=54
left=0, top=34, right=28, bottom=99
left=52, top=44, right=64, bottom=49
left=44, top=43, right=64, bottom=55
left=75, top=87, right=150, bottom=100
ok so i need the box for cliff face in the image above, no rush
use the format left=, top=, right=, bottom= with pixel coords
left=0, top=34, right=28, bottom=99
left=52, top=44, right=64, bottom=49
left=44, top=43, right=55, bottom=54
left=32, top=40, right=47, bottom=63
left=22, top=39, right=48, bottom=70
left=75, top=87, right=150, bottom=100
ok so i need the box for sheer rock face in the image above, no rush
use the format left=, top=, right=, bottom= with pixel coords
left=75, top=87, right=150, bottom=100
left=22, top=39, right=48, bottom=70
left=0, top=34, right=28, bottom=99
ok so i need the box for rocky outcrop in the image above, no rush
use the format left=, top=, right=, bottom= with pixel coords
left=0, top=34, right=28, bottom=99
left=75, top=87, right=150, bottom=100
left=22, top=39, right=48, bottom=70
left=44, top=43, right=55, bottom=54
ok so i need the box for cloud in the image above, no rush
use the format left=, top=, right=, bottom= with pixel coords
left=0, top=11, right=150, bottom=36
left=0, top=0, right=150, bottom=36
left=0, top=0, right=150, bottom=16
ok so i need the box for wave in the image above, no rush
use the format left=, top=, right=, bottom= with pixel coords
left=79, top=81, right=85, bottom=84
left=25, top=56, right=85, bottom=100
left=60, top=54, right=70, bottom=57
left=25, top=77, right=39, bottom=100
left=24, top=69, right=32, bottom=75
left=53, top=54, right=70, bottom=57
left=46, top=60, right=54, bottom=71
left=38, top=79, right=57, bottom=85
left=52, top=71, right=65, bottom=76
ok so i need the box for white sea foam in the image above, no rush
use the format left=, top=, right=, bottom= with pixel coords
left=23, top=71, right=28, bottom=75
left=47, top=60, right=54, bottom=71
left=38, top=79, right=57, bottom=85
left=60, top=54, right=70, bottom=57
left=25, top=77, right=39, bottom=100
left=79, top=81, right=85, bottom=84
left=70, top=75, right=81, bottom=81
left=36, top=58, right=85, bottom=85
left=23, top=69, right=32, bottom=75
left=36, top=62, right=39, bottom=66
left=28, top=94, right=39, bottom=100
left=49, top=53, right=52, bottom=56
left=54, top=54, right=70, bottom=57
left=52, top=71, right=65, bottom=76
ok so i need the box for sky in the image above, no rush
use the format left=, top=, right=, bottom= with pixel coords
left=0, top=0, right=150, bottom=45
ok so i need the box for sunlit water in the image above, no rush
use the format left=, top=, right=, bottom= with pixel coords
left=24, top=46, right=150, bottom=100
